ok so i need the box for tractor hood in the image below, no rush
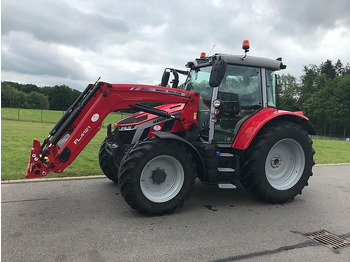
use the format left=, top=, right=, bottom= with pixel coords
left=115, top=103, right=185, bottom=127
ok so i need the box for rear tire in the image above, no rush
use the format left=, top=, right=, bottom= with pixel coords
left=240, top=121, right=315, bottom=203
left=118, top=138, right=196, bottom=215
left=99, top=139, right=119, bottom=183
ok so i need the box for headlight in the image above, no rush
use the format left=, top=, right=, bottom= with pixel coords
left=213, top=99, right=221, bottom=108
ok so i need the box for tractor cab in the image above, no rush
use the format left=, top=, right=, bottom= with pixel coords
left=184, top=41, right=286, bottom=145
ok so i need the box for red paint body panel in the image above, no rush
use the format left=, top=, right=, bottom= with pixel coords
left=232, top=108, right=309, bottom=150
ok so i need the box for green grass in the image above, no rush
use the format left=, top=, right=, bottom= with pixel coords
left=1, top=119, right=350, bottom=180
left=1, top=107, right=129, bottom=127
left=1, top=120, right=110, bottom=180
left=2, top=108, right=64, bottom=123
left=312, top=139, right=350, bottom=164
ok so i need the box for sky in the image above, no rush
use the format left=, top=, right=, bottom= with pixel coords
left=1, top=0, right=350, bottom=91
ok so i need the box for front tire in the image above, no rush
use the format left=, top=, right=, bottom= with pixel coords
left=99, top=139, right=119, bottom=183
left=240, top=121, right=315, bottom=203
left=118, top=138, right=196, bottom=215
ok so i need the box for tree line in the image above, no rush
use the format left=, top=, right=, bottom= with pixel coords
left=278, top=59, right=350, bottom=138
left=1, top=82, right=81, bottom=110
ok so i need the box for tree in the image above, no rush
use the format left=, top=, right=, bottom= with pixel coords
left=16, top=91, right=28, bottom=108
left=303, top=74, right=350, bottom=137
left=48, top=85, right=80, bottom=110
left=299, top=65, right=323, bottom=104
left=320, top=59, right=337, bottom=79
left=1, top=81, right=84, bottom=110
left=329, top=74, right=350, bottom=138
left=2, top=84, right=17, bottom=107
left=0, top=84, right=27, bottom=107
left=26, top=91, right=49, bottom=109
left=16, top=83, right=40, bottom=94
left=277, top=74, right=300, bottom=110
left=303, top=78, right=334, bottom=136
left=343, top=63, right=350, bottom=75
left=335, top=59, right=344, bottom=76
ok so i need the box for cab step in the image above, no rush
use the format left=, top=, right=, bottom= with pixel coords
left=218, top=183, right=237, bottom=189
left=219, top=152, right=234, bottom=157
left=218, top=167, right=235, bottom=172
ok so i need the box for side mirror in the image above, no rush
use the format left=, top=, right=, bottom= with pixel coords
left=209, top=57, right=227, bottom=87
left=160, top=70, right=170, bottom=87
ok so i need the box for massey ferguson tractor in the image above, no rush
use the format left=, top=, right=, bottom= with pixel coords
left=26, top=41, right=315, bottom=215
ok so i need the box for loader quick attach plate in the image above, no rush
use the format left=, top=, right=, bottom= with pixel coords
left=26, top=139, right=49, bottom=178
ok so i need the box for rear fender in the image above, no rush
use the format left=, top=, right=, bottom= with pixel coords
left=232, top=108, right=315, bottom=150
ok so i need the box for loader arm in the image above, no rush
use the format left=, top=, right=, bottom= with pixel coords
left=26, top=81, right=200, bottom=179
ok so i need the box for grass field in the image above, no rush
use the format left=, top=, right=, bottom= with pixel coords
left=1, top=107, right=129, bottom=127
left=1, top=120, right=108, bottom=180
left=1, top=119, right=350, bottom=180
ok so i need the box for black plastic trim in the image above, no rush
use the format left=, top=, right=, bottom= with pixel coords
left=59, top=147, right=71, bottom=162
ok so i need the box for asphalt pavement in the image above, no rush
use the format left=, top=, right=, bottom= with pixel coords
left=2, top=164, right=350, bottom=262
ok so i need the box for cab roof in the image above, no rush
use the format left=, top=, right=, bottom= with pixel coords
left=187, top=54, right=286, bottom=71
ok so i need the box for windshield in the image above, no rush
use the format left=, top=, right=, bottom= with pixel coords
left=184, top=66, right=212, bottom=101
left=185, top=65, right=262, bottom=109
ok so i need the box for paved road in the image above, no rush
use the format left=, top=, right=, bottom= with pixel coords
left=2, top=165, right=350, bottom=262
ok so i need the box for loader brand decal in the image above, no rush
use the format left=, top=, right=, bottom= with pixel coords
left=91, top=113, right=99, bottom=122
left=136, top=87, right=189, bottom=97
left=152, top=112, right=181, bottom=124
left=153, top=125, right=161, bottom=131
left=129, top=87, right=142, bottom=91
left=73, top=126, right=91, bottom=145
left=153, top=117, right=166, bottom=124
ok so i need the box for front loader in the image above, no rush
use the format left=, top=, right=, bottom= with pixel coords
left=26, top=41, right=315, bottom=215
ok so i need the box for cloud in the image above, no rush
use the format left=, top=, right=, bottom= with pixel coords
left=1, top=0, right=350, bottom=90
left=1, top=0, right=129, bottom=50
left=2, top=31, right=88, bottom=80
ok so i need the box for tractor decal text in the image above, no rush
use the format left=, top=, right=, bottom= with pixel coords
left=153, top=112, right=181, bottom=124
left=74, top=126, right=91, bottom=145
left=141, top=88, right=189, bottom=97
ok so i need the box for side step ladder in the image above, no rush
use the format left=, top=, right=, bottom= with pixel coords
left=217, top=152, right=237, bottom=189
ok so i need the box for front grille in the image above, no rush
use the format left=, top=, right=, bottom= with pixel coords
left=305, top=230, right=350, bottom=250
left=118, top=130, right=136, bottom=144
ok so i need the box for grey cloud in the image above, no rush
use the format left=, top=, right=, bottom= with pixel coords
left=1, top=0, right=129, bottom=50
left=268, top=0, right=350, bottom=40
left=2, top=32, right=88, bottom=80
left=1, top=0, right=349, bottom=89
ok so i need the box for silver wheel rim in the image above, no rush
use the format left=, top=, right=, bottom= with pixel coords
left=140, top=155, right=184, bottom=203
left=265, top=138, right=305, bottom=190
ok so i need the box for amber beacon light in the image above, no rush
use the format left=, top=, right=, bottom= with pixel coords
left=241, top=40, right=250, bottom=60
left=242, top=40, right=250, bottom=51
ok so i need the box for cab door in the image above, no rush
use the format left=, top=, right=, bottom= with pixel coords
left=213, top=65, right=263, bottom=144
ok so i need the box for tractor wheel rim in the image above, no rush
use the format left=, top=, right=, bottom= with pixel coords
left=265, top=138, right=305, bottom=190
left=140, top=155, right=184, bottom=203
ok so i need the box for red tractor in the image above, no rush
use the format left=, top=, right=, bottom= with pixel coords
left=26, top=41, right=315, bottom=215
